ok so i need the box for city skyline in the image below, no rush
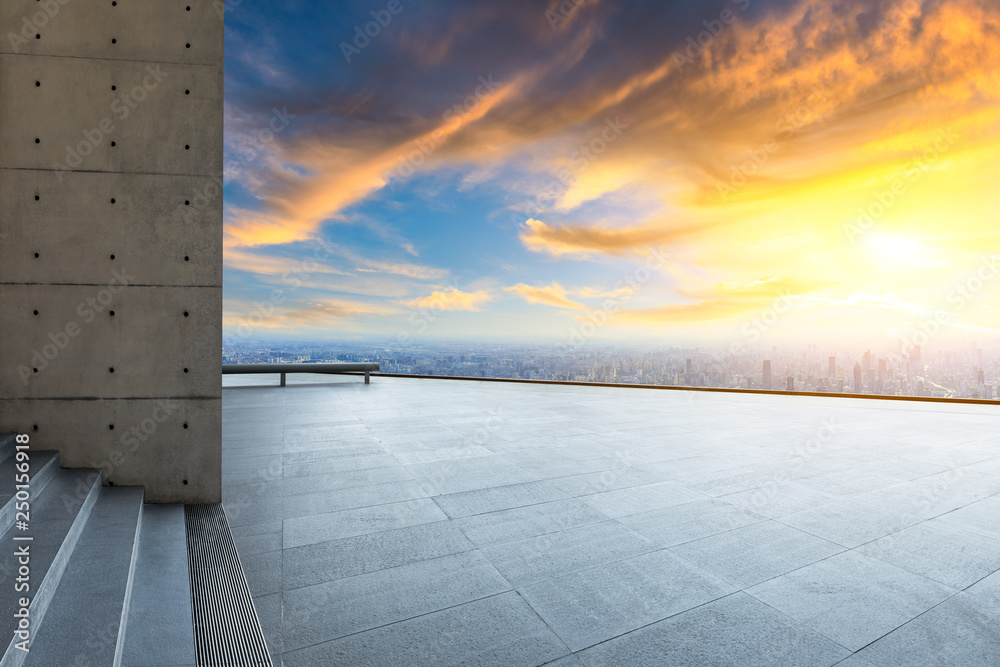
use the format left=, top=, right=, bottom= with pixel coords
left=223, top=336, right=1000, bottom=401
left=222, top=0, right=1000, bottom=344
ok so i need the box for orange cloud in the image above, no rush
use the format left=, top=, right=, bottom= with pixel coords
left=505, top=282, right=587, bottom=310
left=402, top=288, right=494, bottom=311
left=520, top=218, right=709, bottom=257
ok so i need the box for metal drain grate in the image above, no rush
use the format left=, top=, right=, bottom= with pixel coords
left=185, top=504, right=273, bottom=666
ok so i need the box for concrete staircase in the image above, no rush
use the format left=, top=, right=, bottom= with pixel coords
left=0, top=433, right=197, bottom=666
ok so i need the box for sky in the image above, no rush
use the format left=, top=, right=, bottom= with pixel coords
left=222, top=0, right=1000, bottom=349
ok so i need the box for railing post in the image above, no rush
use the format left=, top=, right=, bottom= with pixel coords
left=280, top=372, right=286, bottom=387
left=365, top=370, right=370, bottom=384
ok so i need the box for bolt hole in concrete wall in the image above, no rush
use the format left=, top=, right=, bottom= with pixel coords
left=2, top=0, right=223, bottom=502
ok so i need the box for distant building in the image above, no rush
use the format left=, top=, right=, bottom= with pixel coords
left=854, top=362, right=862, bottom=392
left=828, top=356, right=836, bottom=379
left=787, top=376, right=794, bottom=391
left=978, top=368, right=985, bottom=385
left=763, top=360, right=772, bottom=390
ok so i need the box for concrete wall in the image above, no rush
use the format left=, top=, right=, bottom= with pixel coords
left=0, top=1, right=223, bottom=502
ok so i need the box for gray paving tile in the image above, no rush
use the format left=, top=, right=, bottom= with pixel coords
left=778, top=497, right=924, bottom=548
left=282, top=453, right=399, bottom=478
left=670, top=521, right=845, bottom=588
left=856, top=480, right=981, bottom=521
left=932, top=496, right=1000, bottom=541
left=282, top=592, right=569, bottom=667
left=252, top=592, right=283, bottom=661
left=283, top=498, right=448, bottom=548
left=581, top=481, right=708, bottom=519
left=804, top=468, right=909, bottom=497
left=233, top=529, right=282, bottom=556
left=546, top=466, right=669, bottom=496
left=406, top=456, right=540, bottom=495
left=683, top=466, right=802, bottom=497
left=479, top=520, right=657, bottom=587
left=577, top=592, right=850, bottom=666
left=455, top=498, right=609, bottom=547
left=282, top=550, right=511, bottom=651
left=965, top=568, right=1000, bottom=606
left=722, top=481, right=839, bottom=518
left=857, top=522, right=1000, bottom=589
left=618, top=499, right=766, bottom=547
left=281, top=479, right=430, bottom=519
left=640, top=456, right=746, bottom=480
left=283, top=520, right=475, bottom=589
left=914, top=469, right=1000, bottom=499
left=433, top=481, right=568, bottom=518
left=521, top=548, right=735, bottom=651
left=832, top=656, right=878, bottom=666
left=856, top=593, right=1000, bottom=666
left=281, top=465, right=415, bottom=496
left=243, top=549, right=282, bottom=597
left=748, top=551, right=957, bottom=651
left=392, top=444, right=495, bottom=464
left=220, top=378, right=1000, bottom=665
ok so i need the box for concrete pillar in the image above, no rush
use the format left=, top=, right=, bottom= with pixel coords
left=0, top=1, right=223, bottom=502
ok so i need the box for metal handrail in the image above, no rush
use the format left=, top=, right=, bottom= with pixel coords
left=222, top=363, right=380, bottom=385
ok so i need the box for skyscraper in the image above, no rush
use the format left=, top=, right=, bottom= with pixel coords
left=763, top=360, right=772, bottom=390
left=787, top=376, right=795, bottom=391
left=854, top=362, right=862, bottom=391
left=828, top=356, right=836, bottom=379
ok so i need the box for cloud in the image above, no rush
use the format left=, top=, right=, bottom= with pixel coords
left=505, top=282, right=587, bottom=310
left=402, top=288, right=495, bottom=311
left=520, top=218, right=706, bottom=257
left=221, top=0, right=1000, bottom=338
left=223, top=297, right=398, bottom=334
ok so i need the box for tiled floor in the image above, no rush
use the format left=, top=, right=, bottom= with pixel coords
left=222, top=375, right=1000, bottom=666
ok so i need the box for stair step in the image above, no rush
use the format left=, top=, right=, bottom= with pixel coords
left=0, top=469, right=102, bottom=665
left=0, top=434, right=16, bottom=464
left=0, top=451, right=60, bottom=536
left=20, top=486, right=144, bottom=666
left=121, top=504, right=197, bottom=667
